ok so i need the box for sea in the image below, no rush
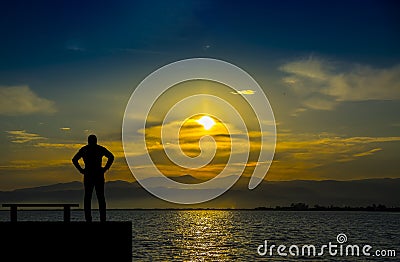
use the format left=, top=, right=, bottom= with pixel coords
left=0, top=210, right=398, bottom=261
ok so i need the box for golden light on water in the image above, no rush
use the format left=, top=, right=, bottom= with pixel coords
left=196, top=115, right=216, bottom=130
left=173, top=210, right=234, bottom=260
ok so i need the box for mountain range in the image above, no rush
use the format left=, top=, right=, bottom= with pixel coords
left=0, top=176, right=399, bottom=209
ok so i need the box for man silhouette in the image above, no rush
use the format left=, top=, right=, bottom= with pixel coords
left=72, top=134, right=114, bottom=222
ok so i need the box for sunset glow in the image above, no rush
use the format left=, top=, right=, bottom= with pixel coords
left=196, top=116, right=216, bottom=130
left=0, top=1, right=398, bottom=200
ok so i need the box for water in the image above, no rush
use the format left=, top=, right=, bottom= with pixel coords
left=0, top=210, right=398, bottom=261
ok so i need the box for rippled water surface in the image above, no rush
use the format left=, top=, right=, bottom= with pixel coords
left=1, top=210, right=398, bottom=261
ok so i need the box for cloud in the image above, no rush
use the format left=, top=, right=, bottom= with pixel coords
left=230, top=89, right=256, bottom=95
left=0, top=86, right=56, bottom=115
left=353, top=148, right=382, bottom=157
left=110, top=48, right=166, bottom=55
left=66, top=45, right=85, bottom=52
left=276, top=133, right=400, bottom=164
left=280, top=57, right=400, bottom=110
left=265, top=132, right=400, bottom=180
left=302, top=96, right=337, bottom=110
left=143, top=119, right=236, bottom=159
left=0, top=159, right=71, bottom=170
left=290, top=108, right=307, bottom=117
left=6, top=130, right=47, bottom=143
left=343, top=136, right=400, bottom=144
left=34, top=143, right=83, bottom=149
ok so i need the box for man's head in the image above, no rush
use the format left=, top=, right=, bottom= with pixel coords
left=88, top=134, right=97, bottom=145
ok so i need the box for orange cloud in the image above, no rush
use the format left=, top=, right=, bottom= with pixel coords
left=6, top=130, right=47, bottom=143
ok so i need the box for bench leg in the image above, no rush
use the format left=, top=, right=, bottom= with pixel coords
left=10, top=206, right=17, bottom=222
left=63, top=206, right=71, bottom=222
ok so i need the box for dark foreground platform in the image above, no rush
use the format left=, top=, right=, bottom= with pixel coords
left=0, top=221, right=132, bottom=261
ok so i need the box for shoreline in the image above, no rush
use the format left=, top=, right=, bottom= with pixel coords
left=1, top=207, right=399, bottom=212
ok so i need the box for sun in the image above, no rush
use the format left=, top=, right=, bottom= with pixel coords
left=196, top=115, right=216, bottom=130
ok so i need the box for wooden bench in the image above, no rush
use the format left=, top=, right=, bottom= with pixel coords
left=2, top=203, right=79, bottom=222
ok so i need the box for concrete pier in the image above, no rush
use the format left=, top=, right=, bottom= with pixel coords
left=0, top=221, right=132, bottom=261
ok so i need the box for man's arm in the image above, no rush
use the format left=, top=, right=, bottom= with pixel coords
left=103, top=148, right=114, bottom=172
left=72, top=150, right=85, bottom=174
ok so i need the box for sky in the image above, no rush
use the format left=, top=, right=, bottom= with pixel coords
left=0, top=0, right=399, bottom=191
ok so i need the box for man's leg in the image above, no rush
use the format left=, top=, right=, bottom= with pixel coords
left=95, top=178, right=106, bottom=222
left=84, top=180, right=95, bottom=222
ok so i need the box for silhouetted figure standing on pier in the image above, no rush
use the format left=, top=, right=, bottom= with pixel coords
left=72, top=134, right=114, bottom=222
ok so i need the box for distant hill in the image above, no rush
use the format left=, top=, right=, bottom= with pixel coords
left=0, top=176, right=399, bottom=209
left=169, top=174, right=205, bottom=184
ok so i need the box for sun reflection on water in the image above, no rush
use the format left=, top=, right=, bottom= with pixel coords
left=172, top=210, right=235, bottom=261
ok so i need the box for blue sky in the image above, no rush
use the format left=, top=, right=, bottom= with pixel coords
left=2, top=0, right=399, bottom=68
left=0, top=0, right=399, bottom=190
